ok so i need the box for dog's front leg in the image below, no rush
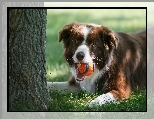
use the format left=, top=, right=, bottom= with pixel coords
left=47, top=81, right=81, bottom=94
left=88, top=79, right=131, bottom=107
left=87, top=92, right=117, bottom=107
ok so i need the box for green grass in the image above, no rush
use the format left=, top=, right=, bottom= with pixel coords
left=46, top=8, right=146, bottom=111
left=48, top=90, right=146, bottom=111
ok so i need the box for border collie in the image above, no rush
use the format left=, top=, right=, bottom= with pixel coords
left=47, top=22, right=146, bottom=107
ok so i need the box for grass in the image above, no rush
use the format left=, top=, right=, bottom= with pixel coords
left=46, top=8, right=146, bottom=111
left=48, top=90, right=146, bottom=111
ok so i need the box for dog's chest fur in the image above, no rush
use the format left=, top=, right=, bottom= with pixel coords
left=70, top=66, right=109, bottom=93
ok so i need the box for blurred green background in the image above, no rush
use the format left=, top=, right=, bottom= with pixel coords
left=46, top=9, right=146, bottom=82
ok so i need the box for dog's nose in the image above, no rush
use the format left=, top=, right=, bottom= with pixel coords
left=76, top=51, right=85, bottom=61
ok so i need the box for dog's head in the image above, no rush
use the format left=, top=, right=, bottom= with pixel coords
left=59, top=22, right=119, bottom=81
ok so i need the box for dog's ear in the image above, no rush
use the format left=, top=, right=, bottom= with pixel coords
left=59, top=22, right=76, bottom=42
left=59, top=25, right=71, bottom=42
left=99, top=26, right=119, bottom=49
left=106, top=32, right=119, bottom=49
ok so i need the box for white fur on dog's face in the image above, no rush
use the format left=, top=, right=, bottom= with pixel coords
left=71, top=26, right=98, bottom=86
left=82, top=26, right=91, bottom=44
left=73, top=26, right=92, bottom=63
left=73, top=45, right=93, bottom=63
left=70, top=26, right=110, bottom=92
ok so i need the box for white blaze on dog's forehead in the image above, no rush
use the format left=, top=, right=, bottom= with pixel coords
left=82, top=26, right=91, bottom=45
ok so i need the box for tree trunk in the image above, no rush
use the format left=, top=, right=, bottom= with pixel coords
left=9, top=9, right=49, bottom=111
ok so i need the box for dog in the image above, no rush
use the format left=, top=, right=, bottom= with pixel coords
left=47, top=22, right=146, bottom=107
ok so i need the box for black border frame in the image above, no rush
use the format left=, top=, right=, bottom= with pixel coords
left=7, top=7, right=147, bottom=112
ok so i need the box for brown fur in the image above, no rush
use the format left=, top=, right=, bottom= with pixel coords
left=59, top=22, right=146, bottom=101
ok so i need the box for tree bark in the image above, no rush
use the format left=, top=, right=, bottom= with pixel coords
left=9, top=9, right=49, bottom=111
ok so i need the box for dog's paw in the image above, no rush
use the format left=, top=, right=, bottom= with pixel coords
left=87, top=93, right=117, bottom=107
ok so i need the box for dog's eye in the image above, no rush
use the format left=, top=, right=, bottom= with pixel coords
left=87, top=39, right=92, bottom=45
left=87, top=39, right=95, bottom=46
left=75, top=39, right=80, bottom=44
left=75, top=38, right=83, bottom=44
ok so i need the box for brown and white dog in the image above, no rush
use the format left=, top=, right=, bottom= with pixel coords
left=47, top=22, right=146, bottom=107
